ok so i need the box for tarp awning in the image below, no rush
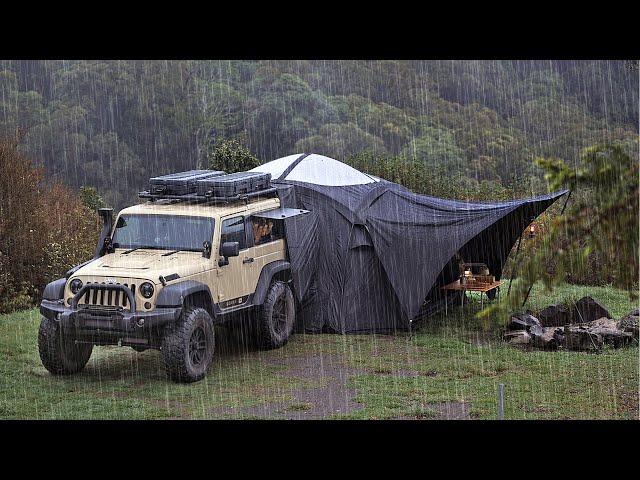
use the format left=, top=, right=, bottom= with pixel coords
left=266, top=153, right=568, bottom=334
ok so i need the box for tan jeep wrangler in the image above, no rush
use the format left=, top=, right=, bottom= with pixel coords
left=39, top=171, right=303, bottom=383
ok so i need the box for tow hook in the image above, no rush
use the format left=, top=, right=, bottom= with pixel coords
left=137, top=318, right=145, bottom=327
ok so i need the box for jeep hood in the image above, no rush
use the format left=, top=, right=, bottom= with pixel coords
left=72, top=249, right=211, bottom=283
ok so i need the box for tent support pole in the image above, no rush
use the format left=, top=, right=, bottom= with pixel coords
left=560, top=190, right=572, bottom=215
left=507, top=233, right=523, bottom=297
left=522, top=282, right=534, bottom=307
left=519, top=190, right=569, bottom=307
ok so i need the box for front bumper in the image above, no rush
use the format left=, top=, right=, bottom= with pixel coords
left=40, top=299, right=181, bottom=342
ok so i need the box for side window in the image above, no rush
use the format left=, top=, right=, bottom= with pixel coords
left=251, top=217, right=285, bottom=246
left=220, top=216, right=247, bottom=251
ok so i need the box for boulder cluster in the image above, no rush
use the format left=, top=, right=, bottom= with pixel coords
left=504, top=296, right=639, bottom=352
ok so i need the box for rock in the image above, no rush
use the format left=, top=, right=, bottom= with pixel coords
left=592, top=327, right=633, bottom=347
left=572, top=296, right=611, bottom=324
left=507, top=313, right=541, bottom=331
left=617, top=309, right=639, bottom=340
left=538, top=304, right=571, bottom=327
left=504, top=330, right=531, bottom=345
left=564, top=325, right=603, bottom=351
left=529, top=326, right=563, bottom=350
left=584, top=317, right=618, bottom=329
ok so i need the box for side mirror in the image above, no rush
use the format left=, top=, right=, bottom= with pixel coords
left=202, top=240, right=212, bottom=258
left=221, top=241, right=240, bottom=258
left=218, top=241, right=239, bottom=267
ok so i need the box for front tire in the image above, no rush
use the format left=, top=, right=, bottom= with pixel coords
left=257, top=281, right=296, bottom=350
left=38, top=316, right=93, bottom=375
left=161, top=307, right=215, bottom=383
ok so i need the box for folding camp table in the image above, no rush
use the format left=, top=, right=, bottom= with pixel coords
left=441, top=280, right=502, bottom=315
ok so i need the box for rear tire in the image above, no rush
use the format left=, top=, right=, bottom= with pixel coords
left=38, top=317, right=93, bottom=375
left=257, top=281, right=295, bottom=350
left=161, top=307, right=215, bottom=383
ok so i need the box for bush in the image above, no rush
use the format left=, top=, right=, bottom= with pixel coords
left=0, top=138, right=100, bottom=313
left=202, top=137, right=261, bottom=173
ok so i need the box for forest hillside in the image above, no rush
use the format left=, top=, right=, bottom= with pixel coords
left=1, top=60, right=637, bottom=209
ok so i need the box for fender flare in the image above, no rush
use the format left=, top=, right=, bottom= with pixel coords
left=253, top=260, right=292, bottom=307
left=156, top=280, right=213, bottom=308
left=42, top=278, right=67, bottom=301
left=65, top=259, right=94, bottom=279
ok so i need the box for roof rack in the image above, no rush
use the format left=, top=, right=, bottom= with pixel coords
left=138, top=187, right=279, bottom=205
left=139, top=170, right=277, bottom=204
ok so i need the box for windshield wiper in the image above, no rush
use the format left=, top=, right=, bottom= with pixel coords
left=161, top=249, right=182, bottom=257
left=122, top=245, right=160, bottom=255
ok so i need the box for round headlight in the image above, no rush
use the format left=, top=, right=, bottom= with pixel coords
left=140, top=282, right=154, bottom=299
left=70, top=278, right=83, bottom=294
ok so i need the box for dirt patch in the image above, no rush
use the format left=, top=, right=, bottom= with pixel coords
left=209, top=353, right=364, bottom=419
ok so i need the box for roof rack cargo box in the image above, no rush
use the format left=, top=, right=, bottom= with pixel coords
left=149, top=170, right=226, bottom=196
left=196, top=171, right=272, bottom=198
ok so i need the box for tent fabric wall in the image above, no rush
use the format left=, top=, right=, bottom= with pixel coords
left=277, top=182, right=405, bottom=334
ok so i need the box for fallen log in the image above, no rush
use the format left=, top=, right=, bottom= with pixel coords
left=504, top=330, right=531, bottom=345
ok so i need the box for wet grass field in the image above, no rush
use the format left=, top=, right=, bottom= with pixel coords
left=1, top=283, right=637, bottom=420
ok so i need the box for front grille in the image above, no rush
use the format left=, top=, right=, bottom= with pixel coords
left=80, top=282, right=136, bottom=309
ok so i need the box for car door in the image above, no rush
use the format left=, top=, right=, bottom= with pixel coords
left=216, top=215, right=257, bottom=306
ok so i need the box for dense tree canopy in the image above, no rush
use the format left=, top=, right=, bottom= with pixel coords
left=1, top=60, right=637, bottom=209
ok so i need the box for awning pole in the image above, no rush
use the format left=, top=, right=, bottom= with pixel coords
left=522, top=282, right=534, bottom=307
left=507, top=233, right=523, bottom=297
left=560, top=190, right=572, bottom=215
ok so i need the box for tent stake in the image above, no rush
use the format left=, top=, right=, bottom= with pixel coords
left=507, top=233, right=523, bottom=297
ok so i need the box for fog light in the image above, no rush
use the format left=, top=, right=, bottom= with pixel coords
left=144, top=302, right=151, bottom=310
left=137, top=319, right=145, bottom=327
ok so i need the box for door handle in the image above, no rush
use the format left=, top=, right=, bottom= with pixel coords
left=243, top=257, right=254, bottom=264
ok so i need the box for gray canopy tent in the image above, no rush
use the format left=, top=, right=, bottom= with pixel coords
left=250, top=154, right=568, bottom=334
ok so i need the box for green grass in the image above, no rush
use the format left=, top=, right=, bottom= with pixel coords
left=0, top=282, right=637, bottom=420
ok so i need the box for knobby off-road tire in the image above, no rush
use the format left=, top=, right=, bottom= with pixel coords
left=38, top=316, right=93, bottom=375
left=257, top=281, right=295, bottom=350
left=161, top=307, right=215, bottom=383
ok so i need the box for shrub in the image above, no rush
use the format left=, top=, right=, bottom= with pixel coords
left=0, top=138, right=100, bottom=313
left=202, top=137, right=260, bottom=173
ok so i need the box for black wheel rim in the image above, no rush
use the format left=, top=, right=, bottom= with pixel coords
left=189, top=326, right=207, bottom=366
left=272, top=295, right=288, bottom=333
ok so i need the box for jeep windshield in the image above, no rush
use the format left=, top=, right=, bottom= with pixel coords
left=111, top=214, right=215, bottom=252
